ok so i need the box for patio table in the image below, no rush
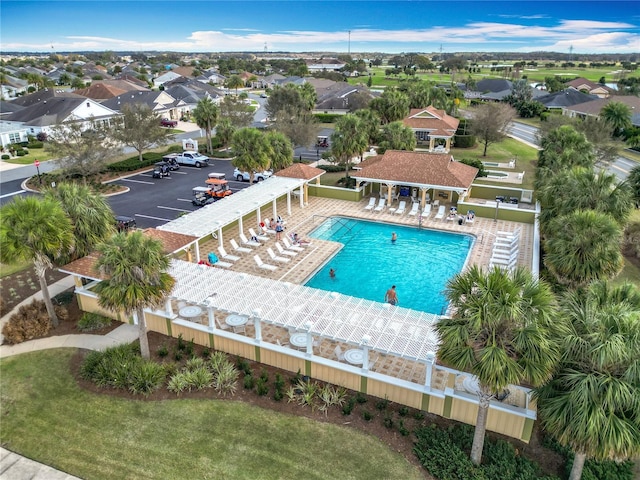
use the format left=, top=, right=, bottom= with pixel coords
left=289, top=332, right=308, bottom=348
left=225, top=315, right=248, bottom=327
left=179, top=306, right=203, bottom=318
left=344, top=349, right=364, bottom=365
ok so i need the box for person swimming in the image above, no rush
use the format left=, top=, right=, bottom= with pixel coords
left=329, top=268, right=336, bottom=278
left=391, top=232, right=397, bottom=243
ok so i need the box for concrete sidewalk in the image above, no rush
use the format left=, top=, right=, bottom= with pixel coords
left=0, top=276, right=138, bottom=479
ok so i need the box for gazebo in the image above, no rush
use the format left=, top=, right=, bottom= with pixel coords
left=274, top=163, right=325, bottom=206
left=402, top=106, right=460, bottom=152
left=352, top=150, right=478, bottom=208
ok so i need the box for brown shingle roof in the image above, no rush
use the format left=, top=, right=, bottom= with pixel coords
left=73, top=83, right=128, bottom=100
left=354, top=150, right=478, bottom=190
left=275, top=163, right=325, bottom=181
left=59, top=229, right=198, bottom=279
left=402, top=106, right=459, bottom=137
left=565, top=96, right=640, bottom=116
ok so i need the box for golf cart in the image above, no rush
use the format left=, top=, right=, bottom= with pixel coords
left=152, top=161, right=171, bottom=179
left=192, top=187, right=218, bottom=207
left=316, top=136, right=329, bottom=148
left=163, top=157, right=180, bottom=171
left=205, top=178, right=233, bottom=198
left=115, top=215, right=136, bottom=232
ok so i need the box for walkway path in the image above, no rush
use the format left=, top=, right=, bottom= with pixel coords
left=0, top=276, right=139, bottom=479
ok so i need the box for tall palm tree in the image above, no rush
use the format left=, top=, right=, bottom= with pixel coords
left=355, top=108, right=381, bottom=146
left=330, top=114, right=368, bottom=178
left=534, top=282, right=640, bottom=480
left=0, top=197, right=73, bottom=326
left=192, top=97, right=219, bottom=153
left=45, top=183, right=116, bottom=264
left=600, top=101, right=632, bottom=137
left=216, top=118, right=235, bottom=148
left=437, top=265, right=561, bottom=465
left=94, top=232, right=175, bottom=359
left=535, top=126, right=595, bottom=187
left=544, top=209, right=623, bottom=289
left=226, top=75, right=244, bottom=95
left=265, top=130, right=293, bottom=171
left=231, top=128, right=272, bottom=183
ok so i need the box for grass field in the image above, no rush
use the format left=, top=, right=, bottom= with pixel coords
left=0, top=350, right=424, bottom=480
left=350, top=65, right=638, bottom=88
left=0, top=260, right=31, bottom=278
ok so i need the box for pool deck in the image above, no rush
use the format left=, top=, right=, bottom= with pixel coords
left=196, top=196, right=533, bottom=285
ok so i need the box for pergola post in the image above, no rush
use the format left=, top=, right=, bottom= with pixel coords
left=253, top=308, right=262, bottom=343
left=217, top=228, right=223, bottom=248
left=386, top=184, right=393, bottom=206
left=361, top=335, right=371, bottom=372
left=286, top=192, right=292, bottom=215
left=256, top=208, right=261, bottom=225
left=207, top=306, right=216, bottom=330
left=429, top=137, right=434, bottom=151
left=302, top=183, right=308, bottom=207
left=195, top=241, right=201, bottom=262
left=272, top=199, right=277, bottom=219
left=304, top=321, right=313, bottom=357
left=424, top=351, right=436, bottom=390
left=165, top=299, right=173, bottom=317
left=420, top=188, right=427, bottom=208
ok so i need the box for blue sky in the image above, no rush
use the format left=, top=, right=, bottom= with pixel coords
left=1, top=1, right=639, bottom=53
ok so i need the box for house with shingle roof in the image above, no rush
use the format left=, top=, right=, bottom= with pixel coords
left=565, top=78, right=613, bottom=98
left=353, top=150, right=478, bottom=208
left=101, top=90, right=178, bottom=119
left=535, top=88, right=598, bottom=110
left=3, top=93, right=119, bottom=136
left=73, top=83, right=129, bottom=101
left=313, top=82, right=373, bottom=114
left=564, top=95, right=640, bottom=124
left=402, top=106, right=460, bottom=152
left=153, top=71, right=183, bottom=88
left=163, top=79, right=224, bottom=117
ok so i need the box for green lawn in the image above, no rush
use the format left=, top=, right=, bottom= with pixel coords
left=0, top=260, right=31, bottom=278
left=4, top=148, right=55, bottom=165
left=0, top=350, right=424, bottom=480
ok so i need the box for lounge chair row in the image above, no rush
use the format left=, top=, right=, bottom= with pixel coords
left=489, top=229, right=520, bottom=271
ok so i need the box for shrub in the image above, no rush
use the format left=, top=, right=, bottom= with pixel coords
left=256, top=378, right=269, bottom=396
left=16, top=150, right=26, bottom=157
left=316, top=164, right=344, bottom=173
left=273, top=389, right=283, bottom=401
left=398, top=419, right=410, bottom=436
left=259, top=368, right=269, bottom=383
left=36, top=132, right=48, bottom=142
left=106, top=152, right=163, bottom=172
left=459, top=158, right=487, bottom=177
left=77, top=312, right=112, bottom=332
left=376, top=397, right=390, bottom=411
left=1, top=299, right=68, bottom=344
left=157, top=344, right=169, bottom=358
left=80, top=343, right=141, bottom=387
left=398, top=406, right=409, bottom=417
left=176, top=333, right=186, bottom=351
left=53, top=290, right=74, bottom=305
left=1, top=154, right=10, bottom=160
left=236, top=356, right=251, bottom=375
left=185, top=357, right=206, bottom=371
left=355, top=392, right=368, bottom=404
left=383, top=414, right=394, bottom=429
left=27, top=141, right=44, bottom=149
left=243, top=374, right=256, bottom=390
left=185, top=366, right=213, bottom=390
left=167, top=372, right=190, bottom=394
left=128, top=362, right=166, bottom=396
left=314, top=113, right=341, bottom=123
left=342, top=397, right=356, bottom=416
left=362, top=410, right=373, bottom=421
left=173, top=349, right=183, bottom=361
left=453, top=134, right=476, bottom=148
left=213, top=361, right=239, bottom=396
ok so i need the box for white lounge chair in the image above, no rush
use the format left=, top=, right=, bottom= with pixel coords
left=240, top=232, right=261, bottom=248
left=282, top=237, right=304, bottom=252
left=213, top=260, right=233, bottom=268
left=275, top=242, right=298, bottom=257
left=254, top=255, right=278, bottom=271
left=363, top=197, right=376, bottom=210
left=267, top=247, right=290, bottom=263
left=373, top=198, right=386, bottom=212
left=218, top=246, right=240, bottom=262
left=421, top=203, right=432, bottom=218
left=434, top=205, right=446, bottom=220
left=248, top=227, right=269, bottom=242
left=408, top=202, right=420, bottom=217
left=230, top=238, right=251, bottom=254
left=394, top=200, right=407, bottom=215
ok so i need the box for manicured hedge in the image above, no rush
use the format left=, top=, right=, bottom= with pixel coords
left=27, top=141, right=44, bottom=149
left=454, top=134, right=476, bottom=148
left=316, top=164, right=344, bottom=173
left=106, top=152, right=164, bottom=172
left=314, top=113, right=342, bottom=123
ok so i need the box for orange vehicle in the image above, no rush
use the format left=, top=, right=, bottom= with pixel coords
left=205, top=178, right=233, bottom=198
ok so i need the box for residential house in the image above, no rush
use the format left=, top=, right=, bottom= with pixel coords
left=153, top=71, right=183, bottom=88
left=313, top=82, right=373, bottom=114
left=564, top=95, right=640, bottom=124
left=565, top=77, right=614, bottom=98
left=197, top=69, right=226, bottom=85
left=306, top=58, right=346, bottom=73
left=1, top=75, right=28, bottom=98
left=101, top=90, right=178, bottom=119
left=535, top=88, right=598, bottom=111
left=163, top=78, right=224, bottom=117
left=3, top=92, right=119, bottom=137
left=402, top=106, right=460, bottom=152
left=0, top=121, right=30, bottom=148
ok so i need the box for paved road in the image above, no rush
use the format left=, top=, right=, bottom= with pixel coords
left=507, top=120, right=637, bottom=182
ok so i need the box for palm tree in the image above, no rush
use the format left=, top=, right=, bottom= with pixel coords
left=535, top=126, right=595, bottom=187
left=0, top=197, right=73, bottom=326
left=600, top=101, right=632, bottom=137
left=378, top=121, right=416, bottom=153
left=231, top=128, right=272, bottom=183
left=330, top=114, right=368, bottom=178
left=94, top=232, right=175, bottom=359
left=45, top=183, right=116, bottom=264
left=534, top=282, right=640, bottom=480
left=226, top=75, right=244, bottom=95
left=437, top=265, right=561, bottom=465
left=265, top=130, right=293, bottom=171
left=355, top=109, right=381, bottom=146
left=192, top=97, right=219, bottom=153
left=216, top=118, right=235, bottom=148
left=544, top=209, right=623, bottom=289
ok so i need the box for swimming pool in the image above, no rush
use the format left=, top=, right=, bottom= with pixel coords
left=304, top=217, right=474, bottom=314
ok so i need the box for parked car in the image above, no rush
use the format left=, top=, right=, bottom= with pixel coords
left=233, top=168, right=272, bottom=182
left=160, top=118, right=178, bottom=128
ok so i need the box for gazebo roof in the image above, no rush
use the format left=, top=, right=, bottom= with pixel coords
left=158, top=176, right=304, bottom=239
left=403, top=106, right=459, bottom=137
left=275, top=163, right=325, bottom=181
left=169, top=259, right=440, bottom=361
left=353, top=150, right=478, bottom=191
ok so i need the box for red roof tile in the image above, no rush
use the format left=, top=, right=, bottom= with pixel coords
left=402, top=106, right=460, bottom=137
left=276, top=163, right=326, bottom=181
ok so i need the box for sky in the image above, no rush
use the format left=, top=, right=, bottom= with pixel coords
left=1, top=1, right=639, bottom=54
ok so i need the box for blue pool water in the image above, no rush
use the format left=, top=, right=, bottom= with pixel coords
left=305, top=217, right=473, bottom=314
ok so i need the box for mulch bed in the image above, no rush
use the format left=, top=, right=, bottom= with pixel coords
left=0, top=267, right=67, bottom=317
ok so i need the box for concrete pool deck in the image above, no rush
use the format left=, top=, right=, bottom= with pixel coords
left=196, top=196, right=533, bottom=285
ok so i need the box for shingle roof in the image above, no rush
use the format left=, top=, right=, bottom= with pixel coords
left=8, top=88, right=83, bottom=108
left=73, top=83, right=128, bottom=100
left=475, top=78, right=513, bottom=93
left=354, top=150, right=477, bottom=190
left=402, top=106, right=459, bottom=137
left=101, top=91, right=169, bottom=111
left=275, top=163, right=325, bottom=181
left=565, top=95, right=640, bottom=117
left=4, top=97, right=87, bottom=124
left=536, top=88, right=598, bottom=108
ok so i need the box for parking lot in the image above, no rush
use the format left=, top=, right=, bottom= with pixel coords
left=107, top=158, right=254, bottom=229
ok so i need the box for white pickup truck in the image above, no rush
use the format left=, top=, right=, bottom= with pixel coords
left=163, top=151, right=210, bottom=168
